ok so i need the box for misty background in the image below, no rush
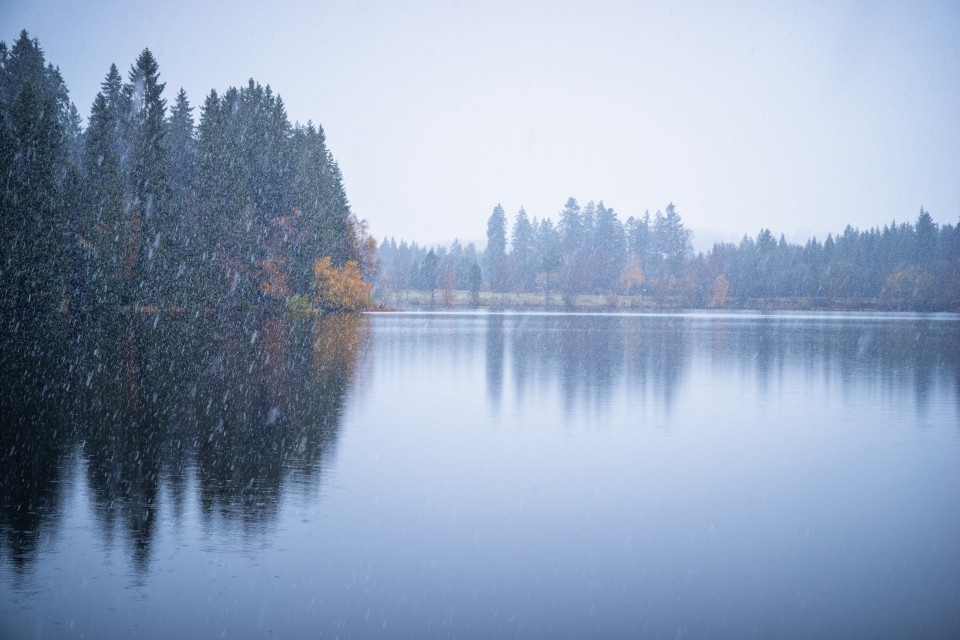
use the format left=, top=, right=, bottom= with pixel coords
left=2, top=0, right=958, bottom=250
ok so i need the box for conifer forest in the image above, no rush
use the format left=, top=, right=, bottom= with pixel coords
left=377, top=200, right=960, bottom=311
left=2, top=15, right=959, bottom=640
left=2, top=30, right=958, bottom=314
left=1, top=31, right=376, bottom=314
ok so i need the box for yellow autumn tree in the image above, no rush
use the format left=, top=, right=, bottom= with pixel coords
left=620, top=255, right=645, bottom=295
left=711, top=274, right=730, bottom=307
left=314, top=257, right=372, bottom=311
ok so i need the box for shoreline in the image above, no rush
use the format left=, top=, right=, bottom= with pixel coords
left=375, top=289, right=959, bottom=314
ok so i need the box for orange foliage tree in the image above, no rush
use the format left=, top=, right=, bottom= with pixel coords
left=711, top=274, right=730, bottom=307
left=314, top=257, right=372, bottom=311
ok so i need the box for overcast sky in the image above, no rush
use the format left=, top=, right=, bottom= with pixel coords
left=4, top=0, right=959, bottom=249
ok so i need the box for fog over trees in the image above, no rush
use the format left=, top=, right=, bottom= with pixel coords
left=1, top=31, right=375, bottom=313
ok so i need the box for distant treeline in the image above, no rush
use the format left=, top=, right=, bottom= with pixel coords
left=378, top=198, right=960, bottom=310
left=0, top=30, right=375, bottom=313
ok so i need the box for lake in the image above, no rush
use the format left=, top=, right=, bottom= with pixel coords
left=1, top=310, right=958, bottom=639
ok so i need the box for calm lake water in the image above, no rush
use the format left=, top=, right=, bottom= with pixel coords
left=1, top=310, right=958, bottom=639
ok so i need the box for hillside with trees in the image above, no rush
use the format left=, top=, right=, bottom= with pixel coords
left=1, top=31, right=376, bottom=314
left=377, top=199, right=960, bottom=311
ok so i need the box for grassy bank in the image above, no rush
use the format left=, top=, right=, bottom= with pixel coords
left=375, top=289, right=958, bottom=312
left=379, top=290, right=672, bottom=310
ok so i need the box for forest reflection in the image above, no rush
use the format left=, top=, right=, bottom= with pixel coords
left=2, top=311, right=956, bottom=576
left=484, top=313, right=958, bottom=414
left=372, top=312, right=958, bottom=420
left=0, top=311, right=370, bottom=574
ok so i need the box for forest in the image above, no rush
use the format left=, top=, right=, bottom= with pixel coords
left=3, top=30, right=958, bottom=315
left=0, top=31, right=376, bottom=314
left=377, top=199, right=960, bottom=311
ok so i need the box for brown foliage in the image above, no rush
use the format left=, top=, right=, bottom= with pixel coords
left=259, top=257, right=292, bottom=301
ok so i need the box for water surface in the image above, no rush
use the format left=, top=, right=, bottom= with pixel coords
left=2, top=311, right=958, bottom=638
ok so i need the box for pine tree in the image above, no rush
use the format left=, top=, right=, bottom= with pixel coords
left=166, top=88, right=196, bottom=197
left=625, top=211, right=651, bottom=283
left=915, top=207, right=937, bottom=271
left=510, top=207, right=534, bottom=292
left=0, top=31, right=72, bottom=309
left=485, top=204, right=507, bottom=292
left=558, top=197, right=582, bottom=256
left=535, top=218, right=561, bottom=292
left=121, top=49, right=170, bottom=304
left=4, top=81, right=66, bottom=307
left=82, top=65, right=128, bottom=306
left=165, top=87, right=197, bottom=305
left=655, top=203, right=691, bottom=280
left=194, top=89, right=231, bottom=304
left=419, top=249, right=439, bottom=303
left=591, top=201, right=625, bottom=291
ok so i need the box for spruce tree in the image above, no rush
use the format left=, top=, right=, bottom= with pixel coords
left=591, top=201, right=625, bottom=290
left=83, top=66, right=127, bottom=306
left=166, top=88, right=196, bottom=196
left=121, top=49, right=170, bottom=304
left=0, top=31, right=72, bottom=310
left=166, top=87, right=197, bottom=305
left=915, top=207, right=937, bottom=271
left=510, top=207, right=534, bottom=292
left=558, top=197, right=582, bottom=256
left=485, top=204, right=507, bottom=292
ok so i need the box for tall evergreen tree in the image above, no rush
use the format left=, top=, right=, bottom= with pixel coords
left=80, top=64, right=131, bottom=307
left=535, top=217, right=561, bottom=291
left=165, top=87, right=197, bottom=305
left=193, top=88, right=232, bottom=303
left=0, top=31, right=73, bottom=309
left=654, top=203, right=691, bottom=280
left=2, top=81, right=66, bottom=307
left=590, top=201, right=625, bottom=290
left=419, top=248, right=439, bottom=303
left=121, top=48, right=170, bottom=304
left=485, top=204, right=507, bottom=292
left=915, top=207, right=937, bottom=270
left=510, top=206, right=534, bottom=292
left=166, top=88, right=196, bottom=197
left=558, top=197, right=582, bottom=256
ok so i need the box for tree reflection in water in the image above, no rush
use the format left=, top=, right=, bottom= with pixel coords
left=0, top=316, right=72, bottom=576
left=496, top=313, right=959, bottom=419
left=0, top=311, right=370, bottom=574
left=2, top=311, right=957, bottom=579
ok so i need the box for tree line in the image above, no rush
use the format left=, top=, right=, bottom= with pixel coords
left=377, top=198, right=960, bottom=310
left=1, top=30, right=375, bottom=313
left=377, top=238, right=483, bottom=303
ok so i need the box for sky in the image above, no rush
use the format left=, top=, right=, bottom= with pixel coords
left=3, top=0, right=959, bottom=250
